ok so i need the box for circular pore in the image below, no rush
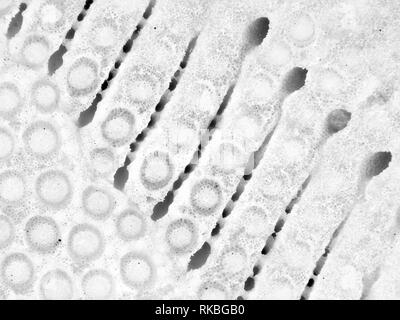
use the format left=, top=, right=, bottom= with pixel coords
left=23, top=121, right=60, bottom=157
left=1, top=253, right=34, bottom=293
left=0, top=170, right=25, bottom=203
left=190, top=178, right=222, bottom=215
left=35, top=170, right=72, bottom=207
left=82, top=269, right=114, bottom=299
left=0, top=127, right=14, bottom=159
left=0, top=82, right=21, bottom=117
left=21, top=35, right=50, bottom=67
left=31, top=79, right=59, bottom=113
left=116, top=209, right=146, bottom=240
left=101, top=108, right=135, bottom=147
left=219, top=247, right=247, bottom=274
left=124, top=66, right=159, bottom=104
left=288, top=13, right=315, bottom=47
left=90, top=148, right=115, bottom=176
left=40, top=269, right=73, bottom=300
left=242, top=206, right=268, bottom=237
left=39, top=1, right=65, bottom=31
left=25, top=216, right=60, bottom=253
left=68, top=224, right=104, bottom=262
left=129, top=78, right=154, bottom=101
left=120, top=252, right=154, bottom=288
left=165, top=218, right=197, bottom=254
left=82, top=186, right=114, bottom=220
left=67, top=57, right=99, bottom=96
left=93, top=22, right=118, bottom=49
left=140, top=151, right=174, bottom=190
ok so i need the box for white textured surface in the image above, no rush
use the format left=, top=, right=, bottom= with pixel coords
left=0, top=0, right=400, bottom=300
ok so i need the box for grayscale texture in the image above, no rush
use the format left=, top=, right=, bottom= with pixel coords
left=0, top=0, right=400, bottom=300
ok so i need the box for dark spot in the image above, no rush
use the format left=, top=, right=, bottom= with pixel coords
left=274, top=218, right=285, bottom=233
left=246, top=17, right=270, bottom=47
left=282, top=67, right=308, bottom=94
left=48, top=45, right=67, bottom=75
left=188, top=242, right=211, bottom=270
left=113, top=157, right=131, bottom=190
left=211, top=223, right=220, bottom=236
left=152, top=191, right=174, bottom=221
left=78, top=93, right=102, bottom=127
left=65, top=28, right=75, bottom=40
left=253, top=265, right=260, bottom=275
left=326, top=109, right=351, bottom=134
left=84, top=0, right=93, bottom=10
left=365, top=151, right=392, bottom=178
left=169, top=78, right=178, bottom=91
left=122, top=39, right=133, bottom=53
left=6, top=3, right=27, bottom=39
left=244, top=277, right=255, bottom=291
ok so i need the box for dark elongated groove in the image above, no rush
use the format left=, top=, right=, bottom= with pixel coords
left=48, top=0, right=95, bottom=74
left=127, top=19, right=271, bottom=209
left=301, top=218, right=347, bottom=299
left=285, top=175, right=311, bottom=214
left=242, top=80, right=364, bottom=299
left=239, top=76, right=358, bottom=300
left=259, top=174, right=311, bottom=256
left=128, top=35, right=198, bottom=154
left=237, top=174, right=312, bottom=300
left=217, top=67, right=309, bottom=223
left=191, top=68, right=310, bottom=272
left=189, top=94, right=275, bottom=269
left=150, top=146, right=196, bottom=218
left=78, top=0, right=157, bottom=127
left=222, top=128, right=275, bottom=220
left=6, top=2, right=27, bottom=39
left=151, top=82, right=235, bottom=221
left=242, top=166, right=325, bottom=298
left=190, top=131, right=281, bottom=284
left=113, top=35, right=197, bottom=190
left=302, top=151, right=392, bottom=299
left=207, top=84, right=235, bottom=131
